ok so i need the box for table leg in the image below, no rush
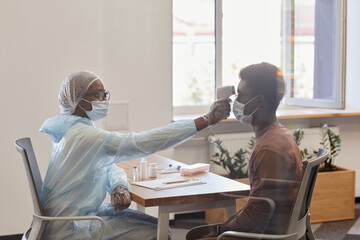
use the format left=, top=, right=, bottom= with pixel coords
left=157, top=207, right=170, bottom=240
left=224, top=199, right=237, bottom=219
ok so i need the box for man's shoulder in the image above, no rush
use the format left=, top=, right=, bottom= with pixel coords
left=262, top=123, right=293, bottom=141
left=256, top=124, right=297, bottom=152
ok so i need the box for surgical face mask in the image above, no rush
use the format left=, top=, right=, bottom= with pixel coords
left=232, top=96, right=259, bottom=125
left=80, top=99, right=109, bottom=121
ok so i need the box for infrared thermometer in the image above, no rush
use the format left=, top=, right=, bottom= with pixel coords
left=217, top=85, right=235, bottom=99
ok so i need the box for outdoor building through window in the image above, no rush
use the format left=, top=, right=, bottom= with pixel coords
left=172, top=0, right=346, bottom=116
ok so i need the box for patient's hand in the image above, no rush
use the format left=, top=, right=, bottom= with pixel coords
left=111, top=185, right=132, bottom=212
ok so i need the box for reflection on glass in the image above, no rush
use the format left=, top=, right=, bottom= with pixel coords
left=173, top=0, right=215, bottom=107
left=222, top=0, right=281, bottom=87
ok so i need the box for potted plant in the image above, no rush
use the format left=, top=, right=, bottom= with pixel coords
left=210, top=139, right=251, bottom=179
left=316, top=123, right=341, bottom=171
left=297, top=123, right=355, bottom=223
left=293, top=128, right=312, bottom=161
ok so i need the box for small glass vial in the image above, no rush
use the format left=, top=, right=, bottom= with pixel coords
left=148, top=163, right=158, bottom=178
left=139, top=157, right=147, bottom=180
left=133, top=166, right=138, bottom=181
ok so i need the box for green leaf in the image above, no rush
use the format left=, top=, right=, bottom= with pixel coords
left=209, top=138, right=250, bottom=178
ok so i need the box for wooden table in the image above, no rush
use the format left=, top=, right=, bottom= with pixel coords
left=116, top=154, right=250, bottom=240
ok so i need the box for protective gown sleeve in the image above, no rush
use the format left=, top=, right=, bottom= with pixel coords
left=106, top=164, right=131, bottom=193
left=106, top=119, right=197, bottom=163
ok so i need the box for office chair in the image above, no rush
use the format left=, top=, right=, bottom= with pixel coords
left=14, top=137, right=105, bottom=240
left=217, top=148, right=328, bottom=240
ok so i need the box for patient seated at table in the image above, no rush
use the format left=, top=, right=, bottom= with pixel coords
left=186, top=62, right=303, bottom=239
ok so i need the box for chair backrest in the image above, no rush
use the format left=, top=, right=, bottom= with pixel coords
left=14, top=137, right=43, bottom=216
left=286, top=148, right=328, bottom=234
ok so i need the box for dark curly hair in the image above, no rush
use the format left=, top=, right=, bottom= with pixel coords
left=239, top=62, right=285, bottom=112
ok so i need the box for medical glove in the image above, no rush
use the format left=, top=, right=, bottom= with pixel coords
left=203, top=99, right=231, bottom=126
left=111, top=185, right=132, bottom=212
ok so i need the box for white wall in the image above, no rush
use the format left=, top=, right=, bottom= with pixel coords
left=0, top=0, right=172, bottom=235
left=102, top=0, right=173, bottom=131
left=1, top=0, right=360, bottom=236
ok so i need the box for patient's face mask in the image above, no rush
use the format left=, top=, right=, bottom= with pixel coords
left=80, top=99, right=109, bottom=121
left=232, top=96, right=259, bottom=125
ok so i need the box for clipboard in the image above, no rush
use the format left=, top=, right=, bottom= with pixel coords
left=132, top=177, right=206, bottom=190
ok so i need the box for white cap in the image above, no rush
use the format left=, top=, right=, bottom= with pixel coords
left=58, top=71, right=102, bottom=115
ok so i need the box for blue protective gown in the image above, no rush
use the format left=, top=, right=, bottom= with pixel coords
left=39, top=115, right=197, bottom=240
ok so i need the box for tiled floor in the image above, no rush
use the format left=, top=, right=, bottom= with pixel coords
left=171, top=203, right=360, bottom=240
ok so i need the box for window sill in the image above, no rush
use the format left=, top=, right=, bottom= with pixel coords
left=274, top=106, right=360, bottom=119
left=173, top=106, right=360, bottom=122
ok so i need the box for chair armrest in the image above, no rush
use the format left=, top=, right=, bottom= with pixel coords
left=218, top=194, right=276, bottom=212
left=217, top=193, right=276, bottom=226
left=218, top=231, right=298, bottom=240
left=33, top=214, right=105, bottom=240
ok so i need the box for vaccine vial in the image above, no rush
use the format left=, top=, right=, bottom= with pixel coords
left=133, top=166, right=138, bottom=181
left=168, top=164, right=181, bottom=170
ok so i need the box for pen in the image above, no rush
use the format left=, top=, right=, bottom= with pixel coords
left=163, top=178, right=190, bottom=184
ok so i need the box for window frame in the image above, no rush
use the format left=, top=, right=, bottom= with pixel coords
left=282, top=0, right=347, bottom=109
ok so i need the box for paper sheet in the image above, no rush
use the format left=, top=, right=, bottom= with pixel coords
left=132, top=177, right=206, bottom=190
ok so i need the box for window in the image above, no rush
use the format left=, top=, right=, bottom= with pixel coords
left=282, top=0, right=346, bottom=108
left=173, top=0, right=346, bottom=115
left=173, top=0, right=215, bottom=115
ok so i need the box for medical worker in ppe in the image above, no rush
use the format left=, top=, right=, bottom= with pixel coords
left=39, top=71, right=231, bottom=240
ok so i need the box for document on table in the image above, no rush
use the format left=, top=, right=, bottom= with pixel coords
left=132, top=177, right=206, bottom=190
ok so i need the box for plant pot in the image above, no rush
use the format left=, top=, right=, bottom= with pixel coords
left=205, top=178, right=249, bottom=224
left=309, top=166, right=355, bottom=223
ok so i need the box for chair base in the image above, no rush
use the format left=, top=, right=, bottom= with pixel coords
left=22, top=227, right=31, bottom=240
